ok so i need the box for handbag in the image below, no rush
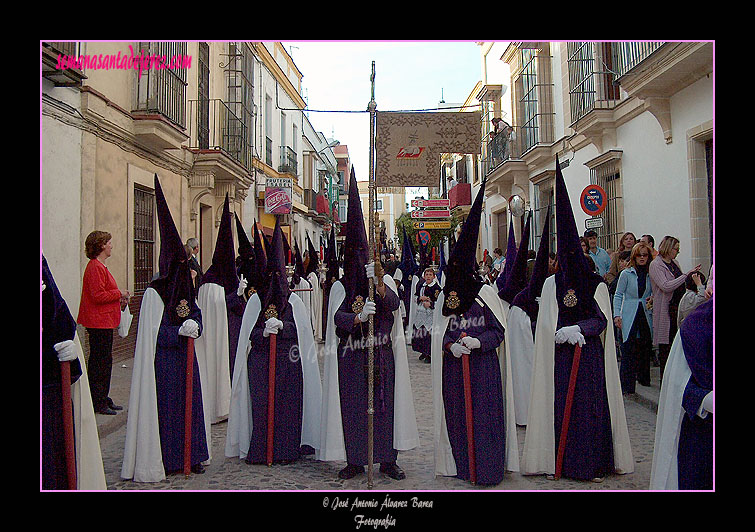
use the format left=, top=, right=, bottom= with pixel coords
left=118, top=304, right=133, bottom=338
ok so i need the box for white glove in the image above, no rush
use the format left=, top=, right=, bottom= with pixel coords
left=450, top=342, right=471, bottom=358
left=54, top=340, right=77, bottom=362
left=42, top=281, right=47, bottom=292
left=555, top=325, right=585, bottom=346
left=702, top=391, right=713, bottom=415
left=237, top=275, right=248, bottom=297
left=178, top=319, right=200, bottom=338
left=263, top=317, right=284, bottom=337
left=365, top=262, right=376, bottom=280
left=460, top=336, right=481, bottom=350
left=358, top=300, right=377, bottom=323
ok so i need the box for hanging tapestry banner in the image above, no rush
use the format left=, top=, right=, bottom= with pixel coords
left=375, top=111, right=481, bottom=187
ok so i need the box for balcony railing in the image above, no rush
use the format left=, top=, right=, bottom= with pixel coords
left=613, top=42, right=665, bottom=78
left=133, top=42, right=187, bottom=128
left=265, top=137, right=273, bottom=167
left=187, top=98, right=253, bottom=172
left=482, top=131, right=517, bottom=176
left=279, top=145, right=297, bottom=176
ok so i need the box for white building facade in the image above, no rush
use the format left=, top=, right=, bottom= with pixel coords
left=472, top=41, right=713, bottom=274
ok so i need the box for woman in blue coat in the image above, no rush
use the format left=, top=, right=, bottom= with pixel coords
left=613, top=241, right=654, bottom=394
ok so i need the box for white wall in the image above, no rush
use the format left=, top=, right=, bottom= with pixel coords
left=617, top=75, right=712, bottom=270
left=41, top=81, right=84, bottom=315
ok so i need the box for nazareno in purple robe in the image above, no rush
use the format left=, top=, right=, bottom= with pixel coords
left=441, top=299, right=506, bottom=486
left=334, top=284, right=400, bottom=466
left=225, top=291, right=245, bottom=379
left=153, top=304, right=209, bottom=472
left=677, top=298, right=712, bottom=490
left=245, top=301, right=304, bottom=463
left=552, top=298, right=614, bottom=481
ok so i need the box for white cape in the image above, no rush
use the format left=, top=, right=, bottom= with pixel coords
left=122, top=287, right=210, bottom=482
left=649, top=331, right=692, bottom=490
left=294, top=276, right=312, bottom=324
left=404, top=275, right=420, bottom=345
left=393, top=269, right=406, bottom=319
left=430, top=284, right=520, bottom=477
left=195, top=282, right=231, bottom=426
left=225, top=292, right=322, bottom=460
left=70, top=331, right=107, bottom=489
left=506, top=304, right=535, bottom=426
left=307, top=272, right=323, bottom=341
left=318, top=275, right=419, bottom=462
left=521, top=276, right=633, bottom=476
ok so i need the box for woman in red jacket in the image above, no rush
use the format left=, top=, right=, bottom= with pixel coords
left=77, top=231, right=130, bottom=415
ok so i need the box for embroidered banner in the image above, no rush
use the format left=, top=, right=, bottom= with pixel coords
left=375, top=111, right=481, bottom=187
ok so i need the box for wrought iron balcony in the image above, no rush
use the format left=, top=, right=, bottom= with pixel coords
left=265, top=137, right=273, bottom=167
left=133, top=42, right=187, bottom=129
left=279, top=145, right=298, bottom=176
left=613, top=42, right=665, bottom=78
left=481, top=131, right=516, bottom=176
left=188, top=98, right=253, bottom=172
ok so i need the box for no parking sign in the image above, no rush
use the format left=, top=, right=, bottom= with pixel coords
left=580, top=184, right=607, bottom=216
left=416, top=230, right=431, bottom=247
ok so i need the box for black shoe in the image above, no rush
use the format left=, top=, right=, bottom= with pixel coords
left=423, top=355, right=431, bottom=364
left=191, top=463, right=205, bottom=474
left=338, top=464, right=365, bottom=480
left=380, top=462, right=406, bottom=480
left=638, top=380, right=651, bottom=387
left=96, top=406, right=118, bottom=415
left=107, top=398, right=124, bottom=411
left=418, top=354, right=426, bottom=361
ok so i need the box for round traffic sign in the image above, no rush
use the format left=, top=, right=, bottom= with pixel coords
left=580, top=184, right=608, bottom=216
left=416, top=230, right=431, bottom=246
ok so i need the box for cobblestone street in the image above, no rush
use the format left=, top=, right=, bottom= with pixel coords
left=97, top=345, right=660, bottom=492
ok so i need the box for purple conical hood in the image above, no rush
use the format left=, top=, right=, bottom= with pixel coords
left=554, top=156, right=603, bottom=321
left=499, top=209, right=532, bottom=304
left=496, top=216, right=518, bottom=292
left=340, top=167, right=370, bottom=304
left=512, top=202, right=552, bottom=321
left=258, top=216, right=291, bottom=325
left=149, top=174, right=196, bottom=325
left=201, top=194, right=238, bottom=294
left=304, top=234, right=320, bottom=277
left=442, top=177, right=486, bottom=316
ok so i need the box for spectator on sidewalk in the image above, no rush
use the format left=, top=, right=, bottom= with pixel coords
left=187, top=237, right=202, bottom=291
left=677, top=271, right=707, bottom=327
left=641, top=234, right=658, bottom=260
left=606, top=232, right=637, bottom=285
left=613, top=242, right=654, bottom=394
left=649, top=236, right=701, bottom=380
left=77, top=230, right=130, bottom=416
left=583, top=230, right=612, bottom=280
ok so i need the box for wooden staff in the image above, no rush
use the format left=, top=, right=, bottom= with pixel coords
left=265, top=305, right=279, bottom=466
left=60, top=360, right=77, bottom=490
left=459, top=332, right=476, bottom=484
left=184, top=337, right=195, bottom=478
left=366, top=60, right=377, bottom=489
left=555, top=344, right=582, bottom=480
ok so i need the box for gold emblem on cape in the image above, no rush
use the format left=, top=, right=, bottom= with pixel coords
left=176, top=299, right=190, bottom=318
left=264, top=304, right=278, bottom=320
left=563, top=289, right=578, bottom=308
left=446, top=291, right=460, bottom=310
left=352, top=295, right=365, bottom=314
left=434, top=289, right=440, bottom=300
left=245, top=285, right=256, bottom=300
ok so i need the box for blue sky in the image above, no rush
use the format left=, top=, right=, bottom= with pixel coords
left=282, top=41, right=483, bottom=199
